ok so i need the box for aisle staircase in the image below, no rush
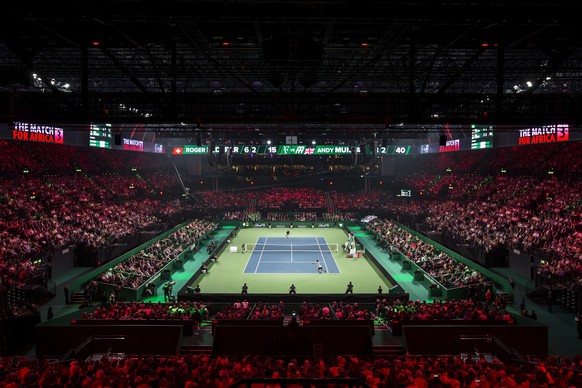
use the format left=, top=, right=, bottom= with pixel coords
left=181, top=344, right=213, bottom=355
left=495, top=291, right=513, bottom=305
left=373, top=344, right=406, bottom=357
left=70, top=291, right=86, bottom=305
left=325, top=192, right=335, bottom=213
left=372, top=318, right=406, bottom=357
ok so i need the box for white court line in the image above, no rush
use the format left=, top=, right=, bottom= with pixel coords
left=254, top=237, right=268, bottom=273
left=242, top=236, right=261, bottom=274
left=316, top=237, right=330, bottom=273
left=259, top=260, right=317, bottom=264
left=250, top=237, right=341, bottom=273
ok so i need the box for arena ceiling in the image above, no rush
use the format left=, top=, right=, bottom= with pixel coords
left=1, top=1, right=582, bottom=140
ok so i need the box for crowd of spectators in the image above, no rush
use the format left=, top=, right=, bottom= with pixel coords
left=98, top=219, right=216, bottom=290
left=0, top=142, right=172, bottom=175
left=91, top=172, right=150, bottom=199
left=265, top=212, right=290, bottom=221
left=2, top=140, right=581, bottom=383
left=255, top=188, right=327, bottom=210
left=77, top=300, right=210, bottom=323
left=221, top=210, right=262, bottom=221
left=375, top=297, right=514, bottom=324
left=330, top=301, right=374, bottom=320
left=369, top=219, right=488, bottom=289
left=249, top=301, right=285, bottom=321
left=213, top=300, right=252, bottom=320
left=330, top=190, right=384, bottom=212
left=1, top=139, right=580, bottom=305
left=0, top=142, right=198, bottom=292
left=322, top=211, right=359, bottom=221
left=197, top=191, right=257, bottom=211
left=417, top=177, right=581, bottom=287
left=1, top=352, right=581, bottom=387
left=298, top=302, right=335, bottom=322
left=212, top=300, right=285, bottom=321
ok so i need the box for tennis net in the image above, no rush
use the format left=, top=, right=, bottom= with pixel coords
left=243, top=242, right=339, bottom=253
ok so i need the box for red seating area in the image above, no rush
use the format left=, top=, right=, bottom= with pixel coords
left=0, top=353, right=580, bottom=387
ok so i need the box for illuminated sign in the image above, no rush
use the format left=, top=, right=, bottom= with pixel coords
left=12, top=122, right=64, bottom=144
left=182, top=145, right=209, bottom=155
left=122, top=138, right=144, bottom=151
left=171, top=144, right=412, bottom=156
left=471, top=124, right=494, bottom=149
left=279, top=145, right=360, bottom=155
left=518, top=124, right=569, bottom=145
left=154, top=144, right=164, bottom=153
left=89, top=123, right=112, bottom=148
left=439, top=139, right=460, bottom=152
left=392, top=146, right=410, bottom=155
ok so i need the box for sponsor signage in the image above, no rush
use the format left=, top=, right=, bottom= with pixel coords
left=12, top=122, right=64, bottom=144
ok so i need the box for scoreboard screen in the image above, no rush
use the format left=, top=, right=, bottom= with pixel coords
left=171, top=144, right=411, bottom=156
left=471, top=124, right=494, bottom=149
left=89, top=123, right=113, bottom=149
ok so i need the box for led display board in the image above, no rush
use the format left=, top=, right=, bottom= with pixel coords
left=89, top=123, right=113, bottom=149
left=471, top=124, right=494, bottom=149
left=12, top=122, right=65, bottom=144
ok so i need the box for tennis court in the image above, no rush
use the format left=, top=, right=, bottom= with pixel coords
left=243, top=237, right=341, bottom=274
left=190, top=226, right=392, bottom=294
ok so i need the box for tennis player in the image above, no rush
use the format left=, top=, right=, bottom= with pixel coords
left=313, top=259, right=326, bottom=274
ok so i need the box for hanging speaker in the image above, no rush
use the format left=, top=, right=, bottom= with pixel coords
left=196, top=133, right=202, bottom=146
left=439, top=134, right=447, bottom=146
left=114, top=134, right=122, bottom=145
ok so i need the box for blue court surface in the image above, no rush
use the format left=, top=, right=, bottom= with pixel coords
left=243, top=237, right=341, bottom=274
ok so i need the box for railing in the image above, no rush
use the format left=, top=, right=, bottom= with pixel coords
left=59, top=335, right=157, bottom=362
left=428, top=334, right=526, bottom=364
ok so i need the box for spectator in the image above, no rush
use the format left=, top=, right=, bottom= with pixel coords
left=242, top=283, right=248, bottom=294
